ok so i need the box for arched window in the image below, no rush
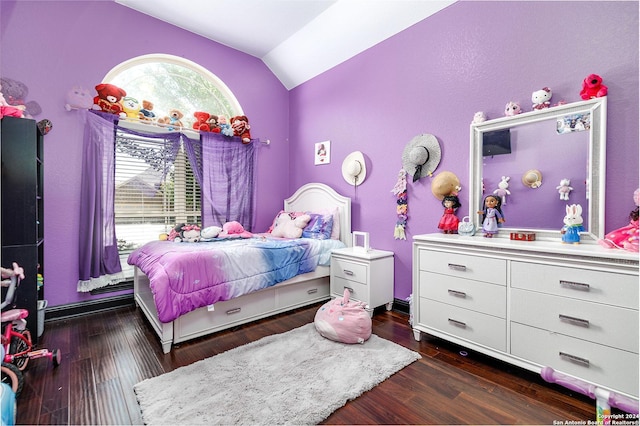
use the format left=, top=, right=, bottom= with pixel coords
left=101, top=55, right=244, bottom=283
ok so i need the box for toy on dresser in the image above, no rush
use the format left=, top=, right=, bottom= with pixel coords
left=599, top=188, right=639, bottom=252
left=561, top=204, right=584, bottom=244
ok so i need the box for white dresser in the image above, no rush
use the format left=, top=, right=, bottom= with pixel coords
left=412, top=233, right=639, bottom=400
left=331, top=247, right=394, bottom=313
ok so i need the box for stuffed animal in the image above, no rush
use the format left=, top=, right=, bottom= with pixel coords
left=218, top=114, right=234, bottom=136
left=556, top=178, right=573, bottom=200
left=93, top=83, right=127, bottom=117
left=157, top=109, right=184, bottom=130
left=169, top=223, right=201, bottom=242
left=121, top=96, right=141, bottom=120
left=138, top=100, right=156, bottom=122
left=207, top=114, right=221, bottom=133
left=580, top=74, right=608, bottom=100
left=532, top=87, right=552, bottom=110
left=314, top=288, right=372, bottom=344
left=0, top=82, right=24, bottom=118
left=193, top=111, right=211, bottom=131
left=599, top=188, right=639, bottom=252
left=493, top=176, right=511, bottom=205
left=472, top=111, right=487, bottom=124
left=218, top=221, right=253, bottom=238
left=231, top=115, right=251, bottom=143
left=561, top=204, right=584, bottom=244
left=64, top=86, right=93, bottom=111
left=0, top=77, right=41, bottom=118
left=504, top=101, right=522, bottom=116
left=271, top=212, right=311, bottom=238
left=201, top=225, right=222, bottom=239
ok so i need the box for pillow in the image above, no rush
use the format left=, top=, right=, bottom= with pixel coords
left=310, top=208, right=341, bottom=240
left=266, top=210, right=305, bottom=233
left=302, top=213, right=333, bottom=239
left=271, top=212, right=311, bottom=238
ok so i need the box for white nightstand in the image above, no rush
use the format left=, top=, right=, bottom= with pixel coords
left=330, top=247, right=394, bottom=315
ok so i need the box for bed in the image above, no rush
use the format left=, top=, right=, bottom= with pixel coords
left=131, top=183, right=352, bottom=353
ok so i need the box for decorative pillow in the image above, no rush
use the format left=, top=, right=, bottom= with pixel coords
left=314, top=289, right=372, bottom=344
left=309, top=207, right=341, bottom=240
left=266, top=210, right=305, bottom=233
left=302, top=213, right=333, bottom=239
left=271, top=212, right=311, bottom=238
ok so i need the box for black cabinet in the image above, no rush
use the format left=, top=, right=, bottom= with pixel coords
left=1, top=116, right=44, bottom=343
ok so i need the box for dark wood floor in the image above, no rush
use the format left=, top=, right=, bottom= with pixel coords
left=14, top=301, right=599, bottom=425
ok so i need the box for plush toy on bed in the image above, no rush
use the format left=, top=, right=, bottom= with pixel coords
left=271, top=212, right=311, bottom=238
left=168, top=223, right=201, bottom=242
left=314, top=288, right=372, bottom=344
left=200, top=225, right=223, bottom=240
left=218, top=221, right=253, bottom=239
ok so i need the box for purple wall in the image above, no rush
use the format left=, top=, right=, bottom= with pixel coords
left=1, top=1, right=638, bottom=308
left=1, top=0, right=290, bottom=307
left=289, top=1, right=639, bottom=300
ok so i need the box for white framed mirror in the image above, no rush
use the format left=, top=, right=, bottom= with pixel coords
left=469, top=97, right=607, bottom=242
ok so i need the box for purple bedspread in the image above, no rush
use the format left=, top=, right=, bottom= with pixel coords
left=128, top=237, right=345, bottom=323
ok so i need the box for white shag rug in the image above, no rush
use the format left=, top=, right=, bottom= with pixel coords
left=134, top=323, right=421, bottom=425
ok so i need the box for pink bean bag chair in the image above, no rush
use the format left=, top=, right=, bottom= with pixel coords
left=314, top=289, right=372, bottom=344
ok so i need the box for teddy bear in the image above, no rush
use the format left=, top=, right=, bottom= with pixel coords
left=64, top=86, right=93, bottom=111
left=532, top=87, right=552, bottom=110
left=192, top=111, right=212, bottom=132
left=218, top=114, right=234, bottom=136
left=580, top=74, right=608, bottom=100
left=0, top=76, right=41, bottom=118
left=138, top=100, right=156, bottom=122
left=157, top=109, right=184, bottom=130
left=206, top=114, right=221, bottom=133
left=93, top=83, right=127, bottom=117
left=231, top=115, right=251, bottom=143
left=504, top=101, right=522, bottom=116
left=121, top=96, right=141, bottom=120
left=217, top=221, right=253, bottom=238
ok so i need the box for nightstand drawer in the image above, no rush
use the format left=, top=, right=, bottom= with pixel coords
left=331, top=276, right=368, bottom=303
left=418, top=298, right=506, bottom=351
left=419, top=271, right=506, bottom=318
left=511, top=262, right=638, bottom=309
left=418, top=249, right=506, bottom=286
left=511, top=323, right=639, bottom=397
left=331, top=258, right=368, bottom=284
left=511, top=288, right=638, bottom=353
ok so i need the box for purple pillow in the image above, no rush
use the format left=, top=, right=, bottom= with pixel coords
left=302, top=213, right=333, bottom=239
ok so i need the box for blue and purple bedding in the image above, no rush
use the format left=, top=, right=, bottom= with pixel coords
left=128, top=236, right=345, bottom=323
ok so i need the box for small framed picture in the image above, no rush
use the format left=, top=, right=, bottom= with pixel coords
left=314, top=140, right=331, bottom=165
left=557, top=112, right=591, bottom=134
left=352, top=231, right=370, bottom=252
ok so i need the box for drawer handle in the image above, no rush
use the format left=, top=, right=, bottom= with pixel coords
left=343, top=286, right=354, bottom=293
left=447, top=289, right=467, bottom=298
left=558, top=314, right=590, bottom=328
left=343, top=269, right=355, bottom=276
left=559, top=280, right=590, bottom=291
left=559, top=351, right=590, bottom=367
left=448, top=263, right=467, bottom=272
left=447, top=318, right=467, bottom=328
left=226, top=308, right=241, bottom=315
left=307, top=288, right=318, bottom=294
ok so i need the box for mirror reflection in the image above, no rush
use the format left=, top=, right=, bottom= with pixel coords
left=469, top=98, right=606, bottom=241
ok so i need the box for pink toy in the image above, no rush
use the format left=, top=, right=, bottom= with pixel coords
left=532, top=87, right=552, bottom=110
left=218, top=221, right=253, bottom=239
left=504, top=101, right=522, bottom=116
left=599, top=188, right=639, bottom=252
left=580, top=74, right=608, bottom=100
left=314, top=288, right=372, bottom=344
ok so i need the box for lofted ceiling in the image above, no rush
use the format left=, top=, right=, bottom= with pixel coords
left=115, top=0, right=456, bottom=90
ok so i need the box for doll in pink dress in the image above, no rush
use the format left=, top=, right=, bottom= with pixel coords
left=438, top=195, right=461, bottom=234
left=599, top=189, right=639, bottom=252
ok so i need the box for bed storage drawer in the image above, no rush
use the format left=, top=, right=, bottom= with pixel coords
left=511, top=322, right=639, bottom=397
left=419, top=297, right=506, bottom=351
left=418, top=249, right=506, bottom=286
left=175, top=288, right=277, bottom=337
left=276, top=279, right=329, bottom=308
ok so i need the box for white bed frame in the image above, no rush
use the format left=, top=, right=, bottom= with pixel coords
left=133, top=183, right=352, bottom=353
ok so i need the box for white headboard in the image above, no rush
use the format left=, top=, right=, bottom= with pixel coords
left=284, top=183, right=352, bottom=246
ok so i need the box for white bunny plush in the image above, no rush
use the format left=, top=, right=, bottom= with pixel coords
left=561, top=204, right=584, bottom=244
left=556, top=178, right=573, bottom=200
left=493, top=176, right=511, bottom=205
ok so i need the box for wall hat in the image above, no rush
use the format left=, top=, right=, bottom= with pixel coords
left=522, top=169, right=543, bottom=188
left=402, top=134, right=441, bottom=182
left=431, top=171, right=461, bottom=200
left=342, top=151, right=366, bottom=186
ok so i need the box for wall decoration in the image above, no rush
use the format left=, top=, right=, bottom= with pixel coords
left=341, top=151, right=366, bottom=186
left=391, top=169, right=408, bottom=240
left=314, top=141, right=330, bottom=165
left=557, top=112, right=591, bottom=134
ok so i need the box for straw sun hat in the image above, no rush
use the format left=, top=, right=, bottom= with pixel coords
left=402, top=134, right=442, bottom=182
left=342, top=151, right=367, bottom=186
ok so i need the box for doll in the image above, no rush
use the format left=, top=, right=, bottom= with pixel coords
left=598, top=189, right=639, bottom=252
left=438, top=195, right=461, bottom=234
left=477, top=194, right=505, bottom=238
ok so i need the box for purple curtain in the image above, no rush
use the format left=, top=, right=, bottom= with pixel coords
left=200, top=132, right=260, bottom=231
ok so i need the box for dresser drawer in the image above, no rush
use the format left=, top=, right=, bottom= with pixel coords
left=419, top=271, right=506, bottom=318
left=418, top=298, right=506, bottom=351
left=511, top=262, right=638, bottom=309
left=418, top=249, right=506, bottom=286
left=331, top=257, right=368, bottom=284
left=331, top=276, right=368, bottom=303
left=511, top=323, right=639, bottom=397
left=511, top=289, right=638, bottom=353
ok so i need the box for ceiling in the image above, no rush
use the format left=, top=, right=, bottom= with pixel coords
left=115, top=0, right=455, bottom=89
